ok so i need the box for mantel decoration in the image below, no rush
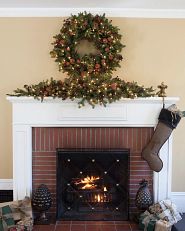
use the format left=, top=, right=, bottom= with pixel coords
left=8, top=12, right=156, bottom=107
left=50, top=12, right=124, bottom=77
left=142, top=104, right=183, bottom=172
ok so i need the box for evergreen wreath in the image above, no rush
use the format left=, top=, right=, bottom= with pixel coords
left=8, top=12, right=156, bottom=107
left=50, top=12, right=124, bottom=78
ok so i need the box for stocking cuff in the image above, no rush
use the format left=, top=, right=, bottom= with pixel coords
left=158, top=108, right=181, bottom=129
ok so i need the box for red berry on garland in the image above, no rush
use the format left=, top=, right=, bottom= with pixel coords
left=43, top=91, right=48, bottom=96
left=77, top=59, right=81, bottom=64
left=95, top=63, right=101, bottom=69
left=103, top=38, right=108, bottom=44
left=70, top=59, right=75, bottom=64
left=69, top=31, right=74, bottom=36
left=111, top=83, right=117, bottom=90
left=81, top=71, right=87, bottom=78
left=66, top=47, right=70, bottom=51
left=108, top=37, right=113, bottom=43
left=60, top=40, right=65, bottom=45
left=105, top=47, right=110, bottom=52
left=83, top=21, right=88, bottom=26
left=93, top=23, right=99, bottom=29
left=46, top=86, right=51, bottom=91
left=65, top=62, right=70, bottom=66
left=109, top=54, right=113, bottom=60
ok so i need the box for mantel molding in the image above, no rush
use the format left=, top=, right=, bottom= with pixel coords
left=7, top=96, right=179, bottom=127
left=1, top=8, right=185, bottom=18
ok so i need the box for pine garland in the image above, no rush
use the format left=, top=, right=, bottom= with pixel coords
left=8, top=77, right=156, bottom=108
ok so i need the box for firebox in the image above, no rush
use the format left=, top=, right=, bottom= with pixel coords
left=56, top=149, right=130, bottom=221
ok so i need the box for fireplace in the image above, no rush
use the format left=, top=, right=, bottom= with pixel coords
left=7, top=96, right=178, bottom=220
left=56, top=149, right=129, bottom=220
left=32, top=127, right=153, bottom=218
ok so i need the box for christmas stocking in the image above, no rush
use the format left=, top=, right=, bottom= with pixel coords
left=141, top=105, right=182, bottom=172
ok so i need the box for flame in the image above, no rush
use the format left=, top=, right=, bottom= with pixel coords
left=75, top=176, right=100, bottom=189
left=103, top=186, right=107, bottom=191
left=82, top=183, right=96, bottom=189
left=81, top=176, right=100, bottom=184
left=94, top=194, right=101, bottom=202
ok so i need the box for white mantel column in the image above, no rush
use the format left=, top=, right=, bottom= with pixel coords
left=13, top=125, right=32, bottom=200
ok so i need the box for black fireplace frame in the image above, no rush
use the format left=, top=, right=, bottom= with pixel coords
left=56, top=148, right=130, bottom=221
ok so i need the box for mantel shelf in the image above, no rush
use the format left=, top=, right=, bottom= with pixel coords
left=7, top=96, right=179, bottom=105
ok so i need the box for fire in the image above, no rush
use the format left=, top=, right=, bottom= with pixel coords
left=74, top=176, right=100, bottom=189
left=94, top=192, right=108, bottom=203
left=95, top=194, right=101, bottom=202
left=103, top=186, right=107, bottom=192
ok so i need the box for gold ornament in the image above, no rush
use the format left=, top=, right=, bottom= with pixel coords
left=157, top=82, right=168, bottom=97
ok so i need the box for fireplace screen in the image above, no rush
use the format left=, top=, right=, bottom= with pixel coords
left=56, top=149, right=129, bottom=220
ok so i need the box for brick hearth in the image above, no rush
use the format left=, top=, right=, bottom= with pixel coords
left=33, top=221, right=140, bottom=231
left=32, top=127, right=153, bottom=219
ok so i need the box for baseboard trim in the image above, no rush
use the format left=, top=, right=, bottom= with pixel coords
left=171, top=192, right=185, bottom=213
left=0, top=179, right=13, bottom=190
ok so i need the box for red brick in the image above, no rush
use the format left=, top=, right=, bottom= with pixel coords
left=54, top=128, right=60, bottom=149
left=35, top=128, right=41, bottom=151
left=33, top=224, right=55, bottom=231
left=95, top=127, right=101, bottom=148
left=56, top=221, right=71, bottom=225
left=101, top=225, right=116, bottom=231
left=114, top=221, right=130, bottom=224
left=33, top=165, right=56, bottom=170
left=55, top=224, right=70, bottom=231
left=86, top=224, right=102, bottom=231
left=130, top=165, right=150, bottom=171
left=32, top=155, right=54, bottom=160
left=71, top=224, right=85, bottom=231
left=116, top=224, right=131, bottom=231
left=33, top=151, right=56, bottom=157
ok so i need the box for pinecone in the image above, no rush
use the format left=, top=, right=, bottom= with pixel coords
left=32, top=184, right=52, bottom=212
left=135, top=179, right=152, bottom=210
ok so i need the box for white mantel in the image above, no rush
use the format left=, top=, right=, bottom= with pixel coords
left=7, top=96, right=179, bottom=202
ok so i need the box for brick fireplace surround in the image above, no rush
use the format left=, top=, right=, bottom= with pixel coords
left=7, top=96, right=178, bottom=229
left=32, top=126, right=153, bottom=217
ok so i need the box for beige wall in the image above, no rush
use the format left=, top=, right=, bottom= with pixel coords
left=0, top=18, right=185, bottom=191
